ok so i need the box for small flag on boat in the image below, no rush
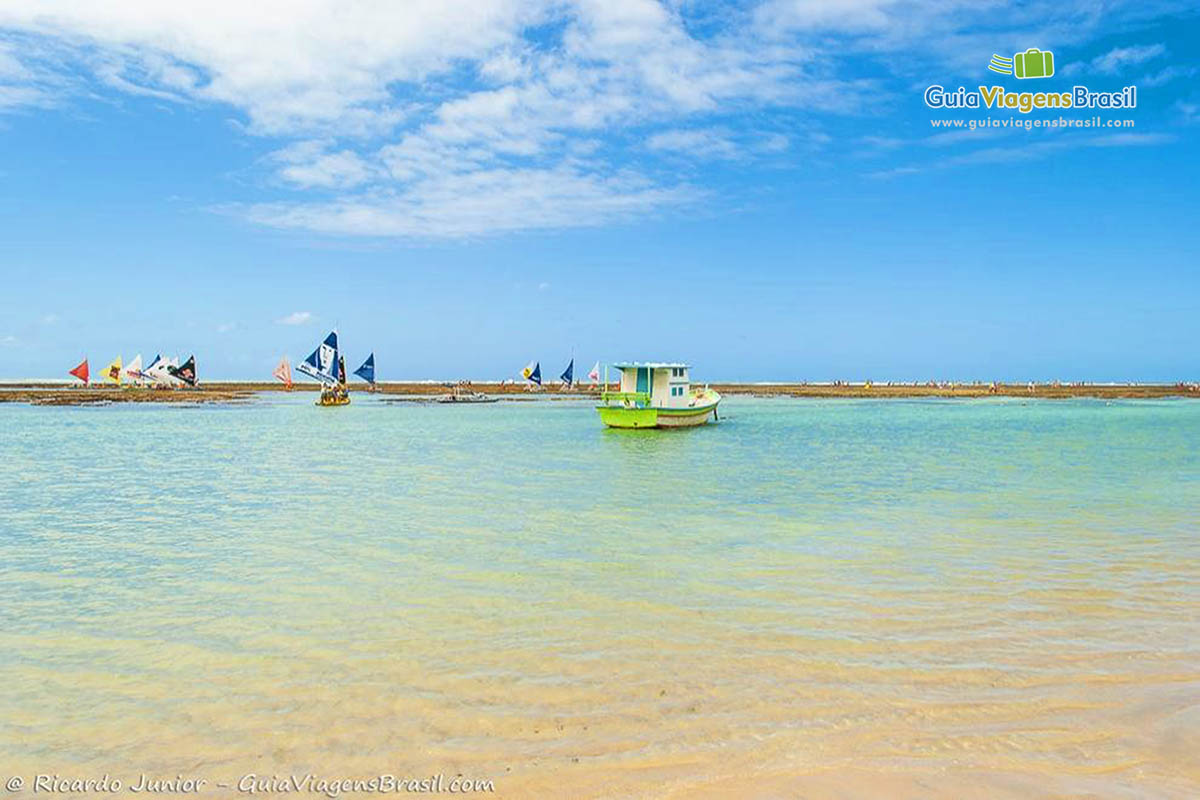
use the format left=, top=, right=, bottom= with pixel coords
left=297, top=330, right=340, bottom=384
left=588, top=361, right=600, bottom=384
left=354, top=353, right=375, bottom=384
left=522, top=360, right=541, bottom=385
left=560, top=358, right=574, bottom=388
left=69, top=358, right=89, bottom=384
left=123, top=354, right=144, bottom=384
left=103, top=356, right=123, bottom=385
left=273, top=356, right=292, bottom=388
left=169, top=355, right=197, bottom=387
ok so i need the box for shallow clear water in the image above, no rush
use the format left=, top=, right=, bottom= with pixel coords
left=1, top=396, right=1198, bottom=798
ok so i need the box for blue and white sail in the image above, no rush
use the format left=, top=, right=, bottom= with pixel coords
left=297, top=330, right=341, bottom=385
left=560, top=358, right=574, bottom=388
left=522, top=360, right=541, bottom=385
left=353, top=352, right=375, bottom=384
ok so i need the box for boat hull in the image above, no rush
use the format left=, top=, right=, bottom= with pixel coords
left=316, top=395, right=351, bottom=407
left=655, top=402, right=718, bottom=427
left=596, top=406, right=660, bottom=428
left=596, top=398, right=719, bottom=429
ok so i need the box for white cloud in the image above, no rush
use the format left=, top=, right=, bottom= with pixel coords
left=217, top=322, right=236, bottom=333
left=0, top=1, right=833, bottom=236
left=1139, top=65, right=1195, bottom=88
left=271, top=141, right=375, bottom=189
left=41, top=313, right=59, bottom=324
left=277, top=311, right=313, bottom=325
left=0, top=1, right=547, bottom=135
left=0, top=1, right=1185, bottom=237
left=243, top=165, right=694, bottom=238
left=646, top=128, right=741, bottom=160
left=1175, top=99, right=1200, bottom=124
left=1088, top=132, right=1175, bottom=147
left=754, top=0, right=898, bottom=32
left=1089, top=43, right=1166, bottom=74
left=865, top=165, right=920, bottom=179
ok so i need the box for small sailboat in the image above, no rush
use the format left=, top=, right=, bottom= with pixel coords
left=143, top=354, right=171, bottom=387
left=353, top=353, right=376, bottom=391
left=596, top=363, right=721, bottom=429
left=588, top=361, right=600, bottom=387
left=102, top=356, right=123, bottom=385
left=69, top=358, right=89, bottom=385
left=298, top=330, right=349, bottom=406
left=522, top=360, right=542, bottom=389
left=168, top=355, right=197, bottom=387
left=273, top=356, right=293, bottom=389
left=154, top=355, right=184, bottom=387
left=123, top=354, right=145, bottom=385
left=324, top=354, right=350, bottom=406
left=560, top=357, right=574, bottom=389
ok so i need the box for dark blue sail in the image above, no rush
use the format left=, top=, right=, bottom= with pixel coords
left=354, top=353, right=375, bottom=384
left=560, top=358, right=574, bottom=388
left=522, top=361, right=541, bottom=385
left=296, top=329, right=340, bottom=384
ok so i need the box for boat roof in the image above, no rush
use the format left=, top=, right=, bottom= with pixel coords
left=612, top=362, right=691, bottom=369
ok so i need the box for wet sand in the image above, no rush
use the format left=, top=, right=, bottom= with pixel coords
left=2, top=381, right=1197, bottom=406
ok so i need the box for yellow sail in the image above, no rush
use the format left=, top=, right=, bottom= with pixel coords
left=103, top=356, right=123, bottom=385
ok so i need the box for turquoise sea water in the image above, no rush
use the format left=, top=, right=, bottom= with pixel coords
left=1, top=395, right=1198, bottom=797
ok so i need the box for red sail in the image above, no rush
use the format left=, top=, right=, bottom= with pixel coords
left=69, top=358, right=89, bottom=384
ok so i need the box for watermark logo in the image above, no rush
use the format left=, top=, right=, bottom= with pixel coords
left=989, top=49, right=1056, bottom=79
left=924, top=44, right=1135, bottom=114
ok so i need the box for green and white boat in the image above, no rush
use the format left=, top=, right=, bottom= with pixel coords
left=596, top=363, right=721, bottom=429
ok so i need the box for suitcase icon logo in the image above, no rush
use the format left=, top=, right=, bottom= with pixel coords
left=988, top=48, right=1055, bottom=79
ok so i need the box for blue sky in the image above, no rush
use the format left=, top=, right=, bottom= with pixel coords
left=1, top=0, right=1197, bottom=381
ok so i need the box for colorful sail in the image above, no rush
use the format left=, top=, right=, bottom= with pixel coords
left=103, top=356, right=123, bottom=385
left=297, top=330, right=340, bottom=384
left=522, top=360, right=541, bottom=385
left=159, top=356, right=183, bottom=386
left=338, top=355, right=347, bottom=387
left=168, top=355, right=197, bottom=387
left=69, top=358, right=89, bottom=384
left=588, top=361, right=600, bottom=384
left=123, top=354, right=144, bottom=384
left=273, top=356, right=292, bottom=388
left=144, top=354, right=172, bottom=385
left=353, top=353, right=375, bottom=384
left=560, top=358, right=574, bottom=388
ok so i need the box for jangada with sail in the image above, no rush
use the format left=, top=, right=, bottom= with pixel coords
left=297, top=330, right=350, bottom=406
left=353, top=353, right=376, bottom=392
left=273, top=356, right=292, bottom=390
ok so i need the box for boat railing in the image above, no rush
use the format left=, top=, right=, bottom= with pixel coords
left=600, top=391, right=651, bottom=407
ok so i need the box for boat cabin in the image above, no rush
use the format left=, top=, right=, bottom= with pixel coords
left=610, top=362, right=692, bottom=409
